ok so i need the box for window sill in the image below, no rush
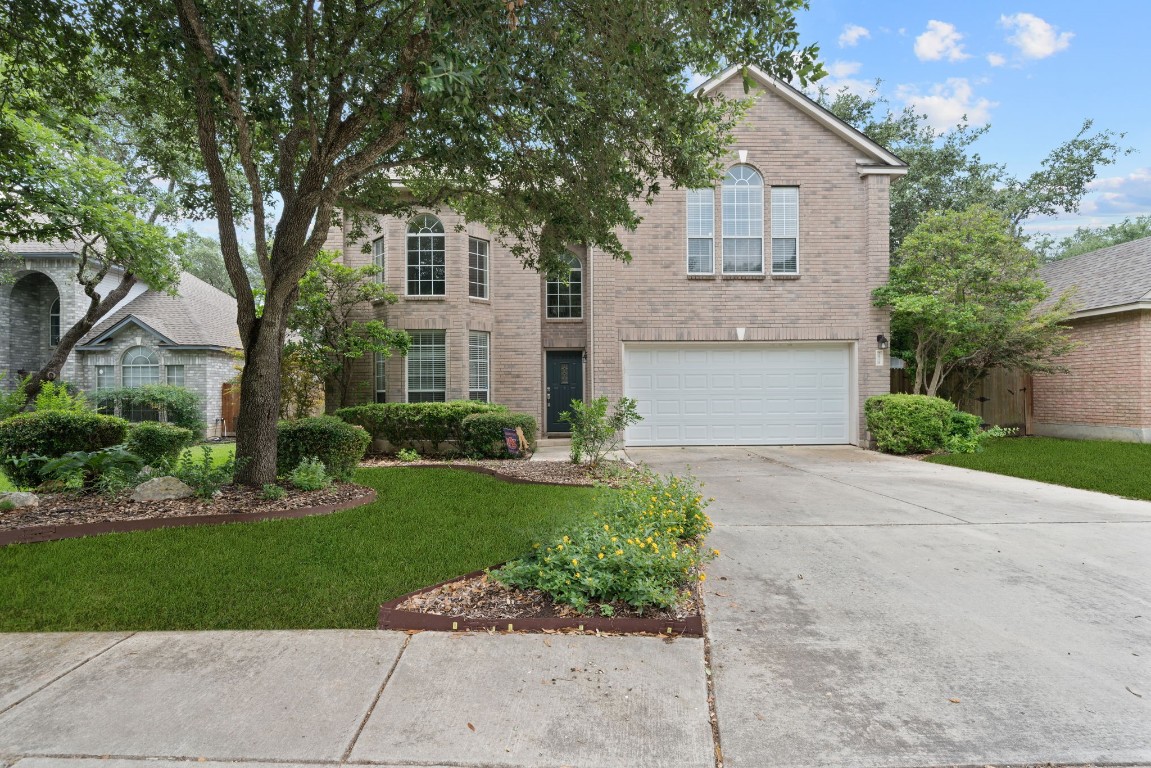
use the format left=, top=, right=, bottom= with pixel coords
left=685, top=273, right=716, bottom=280
left=404, top=295, right=448, bottom=301
left=468, top=296, right=490, bottom=304
left=720, top=273, right=767, bottom=281
left=545, top=316, right=585, bottom=323
left=771, top=273, right=801, bottom=280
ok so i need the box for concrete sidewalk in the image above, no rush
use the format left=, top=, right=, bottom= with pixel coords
left=0, top=630, right=712, bottom=768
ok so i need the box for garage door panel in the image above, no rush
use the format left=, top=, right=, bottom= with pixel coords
left=624, top=343, right=852, bottom=446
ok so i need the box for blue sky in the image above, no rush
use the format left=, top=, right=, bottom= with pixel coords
left=793, top=0, right=1151, bottom=239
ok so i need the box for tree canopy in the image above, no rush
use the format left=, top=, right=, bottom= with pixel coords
left=1034, top=214, right=1151, bottom=261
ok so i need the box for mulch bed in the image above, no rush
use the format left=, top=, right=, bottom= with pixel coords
left=360, top=457, right=640, bottom=487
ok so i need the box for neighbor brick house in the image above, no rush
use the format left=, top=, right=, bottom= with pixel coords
left=0, top=241, right=242, bottom=434
left=327, top=65, right=908, bottom=446
left=1032, top=236, right=1151, bottom=443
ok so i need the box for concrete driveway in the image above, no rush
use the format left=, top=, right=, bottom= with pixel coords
left=630, top=446, right=1151, bottom=768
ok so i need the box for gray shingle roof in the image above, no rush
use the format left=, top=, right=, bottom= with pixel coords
left=1039, top=236, right=1151, bottom=314
left=81, top=272, right=242, bottom=349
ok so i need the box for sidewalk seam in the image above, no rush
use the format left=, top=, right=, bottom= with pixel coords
left=0, top=632, right=137, bottom=718
left=701, top=607, right=724, bottom=768
left=340, top=633, right=412, bottom=763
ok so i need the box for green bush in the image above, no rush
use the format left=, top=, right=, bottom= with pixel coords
left=33, top=381, right=89, bottom=412
left=277, top=416, right=370, bottom=482
left=126, top=422, right=196, bottom=469
left=261, top=483, right=287, bottom=500
left=864, top=394, right=955, bottom=455
left=494, top=472, right=716, bottom=612
left=334, top=400, right=507, bottom=455
left=0, top=371, right=29, bottom=420
left=289, top=457, right=332, bottom=491
left=172, top=445, right=239, bottom=499
left=562, top=396, right=642, bottom=466
left=943, top=410, right=1013, bottom=454
left=95, top=385, right=205, bottom=436
left=460, top=412, right=538, bottom=458
left=39, top=446, right=144, bottom=493
left=0, top=411, right=129, bottom=487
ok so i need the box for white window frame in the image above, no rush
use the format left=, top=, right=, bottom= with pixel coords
left=49, top=297, right=61, bottom=346
left=406, top=215, right=446, bottom=296
left=771, top=186, right=800, bottom=275
left=545, top=253, right=583, bottom=319
left=406, top=330, right=446, bottom=402
left=721, top=165, right=764, bottom=274
left=122, top=346, right=161, bottom=388
left=165, top=364, right=185, bottom=387
left=95, top=364, right=115, bottom=391
left=469, top=331, right=490, bottom=402
left=686, top=188, right=715, bottom=274
left=374, top=352, right=387, bottom=403
left=372, top=236, right=386, bottom=283
left=468, top=237, right=489, bottom=299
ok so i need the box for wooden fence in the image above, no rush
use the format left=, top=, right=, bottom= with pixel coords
left=890, top=368, right=1032, bottom=433
left=216, top=383, right=240, bottom=438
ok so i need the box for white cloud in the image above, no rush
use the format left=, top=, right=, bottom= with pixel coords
left=987, top=52, right=1007, bottom=67
left=1000, top=13, right=1073, bottom=59
left=825, top=60, right=862, bottom=79
left=914, top=20, right=970, bottom=62
left=897, top=78, right=996, bottom=130
left=838, top=24, right=871, bottom=48
left=1079, top=168, right=1151, bottom=215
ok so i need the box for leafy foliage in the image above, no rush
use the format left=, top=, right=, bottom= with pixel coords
left=460, top=412, right=538, bottom=459
left=396, top=449, right=420, bottom=463
left=276, top=417, right=370, bottom=482
left=335, top=401, right=506, bottom=455
left=177, top=229, right=262, bottom=296
left=494, top=473, right=715, bottom=612
left=289, top=458, right=332, bottom=492
left=260, top=483, right=287, bottom=501
left=95, top=385, right=205, bottom=436
left=39, top=446, right=144, bottom=493
left=1035, top=215, right=1151, bottom=261
left=0, top=372, right=29, bottom=420
left=865, top=395, right=956, bottom=455
left=33, top=381, right=89, bottom=413
left=561, top=397, right=642, bottom=467
left=126, top=422, right=196, bottom=469
left=172, top=445, right=240, bottom=500
left=873, top=206, right=1076, bottom=397
left=943, top=410, right=1011, bottom=454
left=0, top=411, right=129, bottom=487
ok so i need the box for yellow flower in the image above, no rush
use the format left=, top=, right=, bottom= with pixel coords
left=611, top=536, right=618, bottom=543
left=563, top=535, right=570, bottom=543
left=615, top=549, right=624, bottom=556
left=575, top=572, right=580, bottom=578
left=556, top=544, right=564, bottom=551
left=698, top=573, right=707, bottom=582
left=572, top=558, right=579, bottom=566
left=712, top=549, right=721, bottom=556
left=598, top=552, right=605, bottom=559
left=603, top=524, right=610, bottom=531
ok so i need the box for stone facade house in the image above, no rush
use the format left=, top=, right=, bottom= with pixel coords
left=1033, top=236, right=1151, bottom=443
left=1, top=241, right=242, bottom=434
left=327, top=65, right=907, bottom=447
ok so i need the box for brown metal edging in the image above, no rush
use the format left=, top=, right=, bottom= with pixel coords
left=0, top=487, right=377, bottom=547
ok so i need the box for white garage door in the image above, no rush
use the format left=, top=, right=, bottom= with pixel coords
left=624, top=343, right=852, bottom=446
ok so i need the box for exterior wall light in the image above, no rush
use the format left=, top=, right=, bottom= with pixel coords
left=877, top=334, right=889, bottom=350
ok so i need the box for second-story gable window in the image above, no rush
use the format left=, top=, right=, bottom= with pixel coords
left=372, top=236, right=386, bottom=283
left=721, top=165, right=764, bottom=274
left=469, top=237, right=489, bottom=298
left=771, top=187, right=799, bottom=274
left=686, top=188, right=714, bottom=274
left=406, top=214, right=445, bottom=296
left=546, top=253, right=582, bottom=319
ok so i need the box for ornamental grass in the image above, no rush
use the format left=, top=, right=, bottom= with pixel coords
left=493, top=472, right=716, bottom=613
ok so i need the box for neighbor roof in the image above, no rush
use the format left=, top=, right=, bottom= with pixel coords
left=1039, top=236, right=1151, bottom=317
left=79, top=272, right=241, bottom=350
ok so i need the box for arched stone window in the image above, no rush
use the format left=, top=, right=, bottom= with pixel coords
left=721, top=164, right=764, bottom=273
left=122, top=346, right=160, bottom=388
left=546, top=253, right=582, bottom=319
left=406, top=214, right=446, bottom=295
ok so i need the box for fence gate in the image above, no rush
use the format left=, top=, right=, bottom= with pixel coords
left=218, top=383, right=240, bottom=438
left=890, top=368, right=1031, bottom=433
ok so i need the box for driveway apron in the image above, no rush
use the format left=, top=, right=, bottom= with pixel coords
left=629, top=446, right=1151, bottom=768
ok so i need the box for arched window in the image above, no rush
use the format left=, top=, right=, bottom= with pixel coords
left=49, top=298, right=61, bottom=346
left=122, top=346, right=160, bottom=388
left=722, top=165, right=764, bottom=273
left=546, top=253, right=582, bottom=319
left=406, top=214, right=445, bottom=295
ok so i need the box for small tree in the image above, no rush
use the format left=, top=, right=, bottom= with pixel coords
left=287, top=252, right=409, bottom=410
left=873, top=205, right=1076, bottom=398
left=561, top=396, right=642, bottom=467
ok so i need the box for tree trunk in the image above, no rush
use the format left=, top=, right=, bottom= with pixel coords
left=233, top=312, right=288, bottom=485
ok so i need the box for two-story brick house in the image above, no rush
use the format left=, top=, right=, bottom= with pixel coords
left=329, top=65, right=907, bottom=447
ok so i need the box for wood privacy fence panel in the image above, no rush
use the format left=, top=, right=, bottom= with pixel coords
left=218, top=383, right=240, bottom=438
left=889, top=368, right=1031, bottom=433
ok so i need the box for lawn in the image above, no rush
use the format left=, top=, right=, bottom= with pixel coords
left=927, top=436, right=1151, bottom=501
left=0, top=467, right=598, bottom=631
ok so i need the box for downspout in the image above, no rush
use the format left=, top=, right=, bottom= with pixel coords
left=587, top=244, right=594, bottom=399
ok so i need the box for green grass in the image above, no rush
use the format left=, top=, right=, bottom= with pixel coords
left=180, top=441, right=236, bottom=466
left=0, top=473, right=12, bottom=492
left=0, top=467, right=598, bottom=631
left=927, top=436, right=1151, bottom=501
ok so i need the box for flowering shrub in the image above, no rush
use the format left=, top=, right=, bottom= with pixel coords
left=493, top=472, right=716, bottom=612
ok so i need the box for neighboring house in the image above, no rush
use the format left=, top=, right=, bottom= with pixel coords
left=327, top=65, right=908, bottom=447
left=1033, top=236, right=1151, bottom=443
left=0, top=241, right=242, bottom=434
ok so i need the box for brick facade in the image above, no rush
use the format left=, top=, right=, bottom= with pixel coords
left=1032, top=310, right=1151, bottom=442
left=335, top=69, right=900, bottom=445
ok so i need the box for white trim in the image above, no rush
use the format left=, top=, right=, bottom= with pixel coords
left=696, top=64, right=908, bottom=170
left=857, top=166, right=909, bottom=176
left=1067, top=301, right=1151, bottom=320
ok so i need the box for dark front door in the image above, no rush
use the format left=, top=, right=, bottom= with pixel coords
left=546, top=351, right=584, bottom=433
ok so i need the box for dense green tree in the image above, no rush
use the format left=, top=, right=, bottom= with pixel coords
left=1034, top=214, right=1151, bottom=261
left=178, top=230, right=262, bottom=296
left=61, top=0, right=826, bottom=484
left=873, top=206, right=1076, bottom=398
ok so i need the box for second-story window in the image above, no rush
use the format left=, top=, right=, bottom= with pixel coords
left=372, top=237, right=386, bottom=283
left=722, top=165, right=764, bottom=274
left=406, top=214, right=445, bottom=295
left=687, top=188, right=714, bottom=274
left=546, top=253, right=582, bottom=319
left=771, top=187, right=799, bottom=274
left=469, top=237, right=489, bottom=298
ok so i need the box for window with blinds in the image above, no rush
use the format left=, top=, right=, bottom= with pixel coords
left=372, top=237, right=386, bottom=283
left=406, top=330, right=446, bottom=402
left=771, top=187, right=799, bottom=274
left=686, top=188, right=714, bottom=274
left=469, top=331, right=490, bottom=402
left=721, top=165, right=764, bottom=273
left=374, top=352, right=387, bottom=403
left=469, top=237, right=489, bottom=298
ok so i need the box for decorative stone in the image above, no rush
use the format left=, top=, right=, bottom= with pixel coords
left=0, top=491, right=39, bottom=510
left=131, top=476, right=195, bottom=502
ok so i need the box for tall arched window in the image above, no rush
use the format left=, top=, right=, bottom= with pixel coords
left=546, top=253, right=582, bottom=319
left=406, top=214, right=445, bottom=295
left=49, top=298, right=61, bottom=345
left=722, top=165, right=764, bottom=273
left=122, top=346, right=160, bottom=388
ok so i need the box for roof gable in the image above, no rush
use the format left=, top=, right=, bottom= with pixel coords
left=1039, top=236, right=1151, bottom=316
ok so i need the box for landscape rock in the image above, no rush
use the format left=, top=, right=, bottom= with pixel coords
left=131, top=476, right=195, bottom=502
left=0, top=491, right=39, bottom=510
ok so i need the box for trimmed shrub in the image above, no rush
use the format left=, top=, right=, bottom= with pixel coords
left=277, top=416, right=370, bottom=482
left=865, top=394, right=955, bottom=455
left=126, top=422, right=196, bottom=469
left=0, top=411, right=129, bottom=487
left=95, top=385, right=205, bottom=436
left=334, top=401, right=507, bottom=455
left=460, top=412, right=538, bottom=458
